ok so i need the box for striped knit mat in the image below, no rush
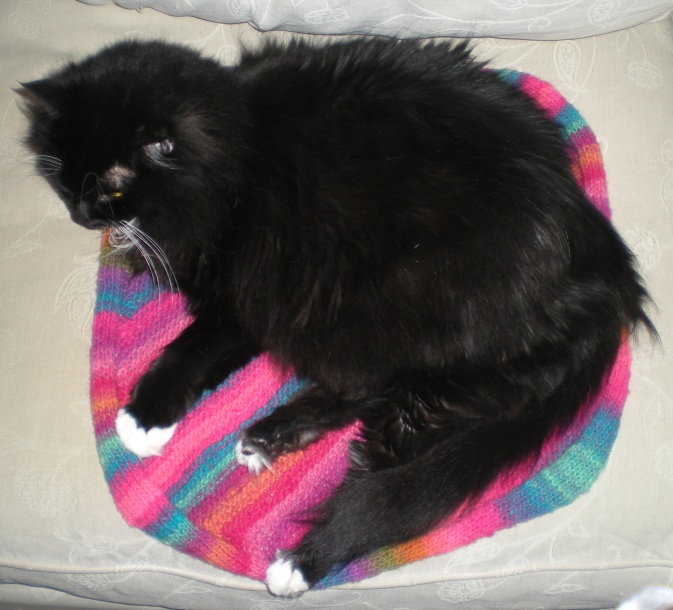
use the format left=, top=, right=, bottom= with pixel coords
left=91, top=70, right=631, bottom=588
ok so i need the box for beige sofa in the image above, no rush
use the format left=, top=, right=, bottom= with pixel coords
left=1, top=1, right=672, bottom=608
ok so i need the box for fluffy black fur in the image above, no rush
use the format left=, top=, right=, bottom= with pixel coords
left=21, top=38, right=652, bottom=593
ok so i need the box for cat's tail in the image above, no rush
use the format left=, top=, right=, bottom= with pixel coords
left=265, top=261, right=654, bottom=596
left=268, top=413, right=546, bottom=595
left=266, top=324, right=632, bottom=596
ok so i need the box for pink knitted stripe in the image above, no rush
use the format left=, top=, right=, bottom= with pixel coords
left=201, top=445, right=331, bottom=537
left=518, top=74, right=567, bottom=118
left=91, top=311, right=122, bottom=352
left=116, top=308, right=191, bottom=392
left=244, top=431, right=353, bottom=560
left=181, top=355, right=291, bottom=437
left=111, top=464, right=171, bottom=529
left=431, top=501, right=505, bottom=553
left=139, top=356, right=293, bottom=490
left=597, top=342, right=631, bottom=413
left=245, top=432, right=349, bottom=530
left=117, top=294, right=188, bottom=354
left=91, top=312, right=124, bottom=434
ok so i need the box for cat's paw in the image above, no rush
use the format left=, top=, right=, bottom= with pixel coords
left=235, top=409, right=324, bottom=476
left=116, top=409, right=176, bottom=457
left=266, top=554, right=309, bottom=597
left=235, top=439, right=273, bottom=475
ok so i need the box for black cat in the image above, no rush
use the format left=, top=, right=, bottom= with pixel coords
left=20, top=38, right=652, bottom=596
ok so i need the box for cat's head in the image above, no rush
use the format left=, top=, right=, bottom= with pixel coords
left=19, top=40, right=240, bottom=234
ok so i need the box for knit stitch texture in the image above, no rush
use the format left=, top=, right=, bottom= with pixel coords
left=90, top=70, right=630, bottom=588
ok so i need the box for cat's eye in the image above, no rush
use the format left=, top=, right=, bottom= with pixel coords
left=148, top=138, right=175, bottom=156
left=142, top=137, right=177, bottom=169
left=111, top=191, right=123, bottom=198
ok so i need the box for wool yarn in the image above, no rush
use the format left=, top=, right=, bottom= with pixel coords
left=90, top=70, right=630, bottom=588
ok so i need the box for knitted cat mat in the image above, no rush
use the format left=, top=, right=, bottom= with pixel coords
left=91, top=70, right=631, bottom=588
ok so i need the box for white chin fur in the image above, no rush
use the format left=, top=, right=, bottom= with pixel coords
left=115, top=409, right=176, bottom=457
left=266, top=556, right=309, bottom=597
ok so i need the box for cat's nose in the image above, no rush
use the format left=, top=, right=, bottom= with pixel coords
left=90, top=193, right=118, bottom=222
left=73, top=191, right=117, bottom=227
left=71, top=198, right=106, bottom=229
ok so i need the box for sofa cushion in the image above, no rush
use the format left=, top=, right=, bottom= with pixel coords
left=79, top=0, right=673, bottom=39
left=1, top=1, right=672, bottom=608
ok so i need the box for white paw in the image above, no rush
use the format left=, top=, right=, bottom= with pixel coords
left=115, top=409, right=176, bottom=458
left=235, top=439, right=273, bottom=475
left=266, top=555, right=309, bottom=597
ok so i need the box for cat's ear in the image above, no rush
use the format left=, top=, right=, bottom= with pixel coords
left=16, top=79, right=62, bottom=117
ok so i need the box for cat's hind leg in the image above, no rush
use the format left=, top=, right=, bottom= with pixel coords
left=263, top=362, right=590, bottom=596
left=264, top=414, right=548, bottom=596
left=264, top=435, right=468, bottom=596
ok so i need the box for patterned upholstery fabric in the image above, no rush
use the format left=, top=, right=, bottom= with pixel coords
left=0, top=1, right=671, bottom=608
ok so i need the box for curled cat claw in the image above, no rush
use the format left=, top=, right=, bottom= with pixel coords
left=115, top=409, right=176, bottom=457
left=235, top=439, right=274, bottom=475
left=266, top=554, right=309, bottom=597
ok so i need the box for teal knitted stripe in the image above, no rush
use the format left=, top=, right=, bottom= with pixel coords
left=497, top=407, right=620, bottom=523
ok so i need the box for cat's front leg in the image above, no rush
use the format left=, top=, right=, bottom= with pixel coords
left=117, top=311, right=260, bottom=457
left=236, top=384, right=363, bottom=474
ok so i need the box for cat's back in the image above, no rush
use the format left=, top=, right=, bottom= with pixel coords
left=233, top=38, right=563, bottom=174
left=235, top=39, right=484, bottom=116
left=237, top=38, right=475, bottom=91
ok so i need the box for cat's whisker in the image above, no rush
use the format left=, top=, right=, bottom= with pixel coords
left=121, top=220, right=179, bottom=292
left=131, top=226, right=180, bottom=292
left=106, top=220, right=175, bottom=294
left=91, top=173, right=105, bottom=199
left=36, top=162, right=63, bottom=171
left=79, top=172, right=100, bottom=206
left=107, top=221, right=134, bottom=253
left=27, top=154, right=64, bottom=177
left=25, top=154, right=63, bottom=168
left=116, top=222, right=162, bottom=290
